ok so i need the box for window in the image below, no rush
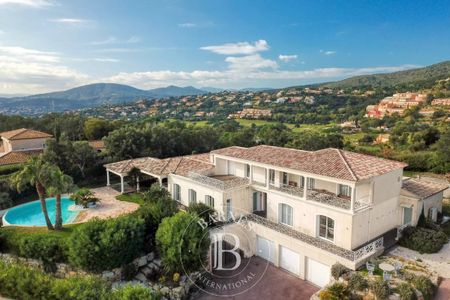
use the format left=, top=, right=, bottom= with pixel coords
left=282, top=172, right=288, bottom=185
left=205, top=195, right=214, bottom=208
left=318, top=215, right=334, bottom=241
left=173, top=184, right=181, bottom=202
left=246, top=164, right=251, bottom=178
left=252, top=192, right=266, bottom=211
left=269, top=169, right=275, bottom=184
left=299, top=176, right=305, bottom=188
left=188, top=189, right=197, bottom=204
left=228, top=161, right=236, bottom=175
left=307, top=178, right=315, bottom=189
left=339, top=185, right=352, bottom=197
left=278, top=203, right=293, bottom=226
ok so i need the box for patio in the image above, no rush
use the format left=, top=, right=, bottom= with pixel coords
left=73, top=187, right=140, bottom=223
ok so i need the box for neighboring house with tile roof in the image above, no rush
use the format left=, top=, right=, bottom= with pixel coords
left=400, top=177, right=449, bottom=226
left=104, top=145, right=447, bottom=287
left=0, top=128, right=52, bottom=166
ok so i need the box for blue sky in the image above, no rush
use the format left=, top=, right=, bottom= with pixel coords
left=0, top=0, right=449, bottom=94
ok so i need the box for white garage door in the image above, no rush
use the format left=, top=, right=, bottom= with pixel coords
left=306, top=257, right=330, bottom=287
left=256, top=236, right=275, bottom=263
left=279, top=246, right=300, bottom=276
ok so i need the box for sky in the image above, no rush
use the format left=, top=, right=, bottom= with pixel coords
left=0, top=0, right=449, bottom=94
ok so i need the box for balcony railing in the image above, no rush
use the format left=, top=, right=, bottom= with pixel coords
left=269, top=184, right=304, bottom=198
left=243, top=213, right=383, bottom=262
left=252, top=181, right=266, bottom=187
left=188, top=172, right=249, bottom=190
left=306, top=189, right=352, bottom=210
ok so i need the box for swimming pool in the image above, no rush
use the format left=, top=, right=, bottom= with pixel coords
left=2, top=197, right=80, bottom=226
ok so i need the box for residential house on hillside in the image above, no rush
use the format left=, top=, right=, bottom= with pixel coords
left=104, top=145, right=447, bottom=288
left=0, top=128, right=52, bottom=166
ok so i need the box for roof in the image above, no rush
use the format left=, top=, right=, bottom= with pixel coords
left=401, top=178, right=449, bottom=199
left=0, top=128, right=52, bottom=140
left=212, top=145, right=407, bottom=182
left=104, top=153, right=213, bottom=177
left=0, top=150, right=42, bottom=166
left=88, top=140, right=105, bottom=150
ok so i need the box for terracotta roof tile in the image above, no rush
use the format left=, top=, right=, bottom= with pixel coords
left=0, top=128, right=52, bottom=140
left=402, top=178, right=449, bottom=199
left=0, top=150, right=42, bottom=166
left=88, top=140, right=105, bottom=150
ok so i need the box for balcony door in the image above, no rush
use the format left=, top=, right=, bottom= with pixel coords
left=252, top=191, right=267, bottom=217
left=402, top=207, right=412, bottom=225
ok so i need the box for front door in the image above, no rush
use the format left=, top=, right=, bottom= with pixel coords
left=403, top=207, right=412, bottom=225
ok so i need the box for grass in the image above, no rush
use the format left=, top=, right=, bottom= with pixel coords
left=116, top=193, right=145, bottom=205
left=0, top=224, right=80, bottom=239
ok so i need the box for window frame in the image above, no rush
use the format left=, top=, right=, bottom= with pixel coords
left=188, top=189, right=197, bottom=204
left=173, top=184, right=181, bottom=202
left=205, top=195, right=214, bottom=208
left=245, top=164, right=251, bottom=178
left=269, top=169, right=275, bottom=185
left=318, top=215, right=335, bottom=242
left=339, top=184, right=352, bottom=198
left=278, top=203, right=293, bottom=227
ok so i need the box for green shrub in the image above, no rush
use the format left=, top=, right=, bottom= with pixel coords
left=70, top=188, right=99, bottom=208
left=397, top=282, right=417, bottom=300
left=19, top=235, right=67, bottom=272
left=111, top=284, right=159, bottom=300
left=319, top=282, right=349, bottom=300
left=68, top=216, right=145, bottom=272
left=399, top=226, right=448, bottom=253
left=50, top=276, right=111, bottom=300
left=370, top=279, right=390, bottom=300
left=331, top=262, right=351, bottom=280
left=187, top=202, right=216, bottom=226
left=121, top=263, right=138, bottom=281
left=156, top=212, right=210, bottom=274
left=411, top=275, right=435, bottom=300
left=348, top=272, right=368, bottom=291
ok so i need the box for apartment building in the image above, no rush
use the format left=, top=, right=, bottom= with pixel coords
left=104, top=145, right=447, bottom=287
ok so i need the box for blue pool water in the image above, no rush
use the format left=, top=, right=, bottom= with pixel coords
left=3, top=197, right=79, bottom=226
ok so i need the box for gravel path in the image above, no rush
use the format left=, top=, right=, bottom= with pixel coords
left=74, top=187, right=139, bottom=222
left=388, top=243, right=450, bottom=278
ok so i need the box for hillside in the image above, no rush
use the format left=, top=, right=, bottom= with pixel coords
left=322, top=61, right=450, bottom=89
left=0, top=83, right=207, bottom=115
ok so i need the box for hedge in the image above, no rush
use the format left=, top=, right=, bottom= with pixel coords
left=0, top=260, right=159, bottom=300
left=399, top=226, right=448, bottom=254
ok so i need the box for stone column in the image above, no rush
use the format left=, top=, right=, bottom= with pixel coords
left=136, top=176, right=140, bottom=192
left=106, top=170, right=110, bottom=186
left=351, top=186, right=356, bottom=211
left=120, top=175, right=125, bottom=194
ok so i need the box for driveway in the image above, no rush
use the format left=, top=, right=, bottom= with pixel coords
left=436, top=279, right=450, bottom=300
left=193, top=256, right=319, bottom=300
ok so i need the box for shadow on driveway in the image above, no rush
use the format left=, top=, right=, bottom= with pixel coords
left=192, top=256, right=319, bottom=300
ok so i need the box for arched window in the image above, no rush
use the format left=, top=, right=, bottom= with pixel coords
left=278, top=203, right=293, bottom=226
left=318, top=215, right=335, bottom=241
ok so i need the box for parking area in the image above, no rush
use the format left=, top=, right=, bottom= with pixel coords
left=193, top=256, right=319, bottom=300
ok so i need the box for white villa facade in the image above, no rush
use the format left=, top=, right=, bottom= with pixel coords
left=104, top=145, right=448, bottom=287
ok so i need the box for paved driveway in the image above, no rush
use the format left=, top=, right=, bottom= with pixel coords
left=193, top=256, right=319, bottom=300
left=436, top=278, right=450, bottom=300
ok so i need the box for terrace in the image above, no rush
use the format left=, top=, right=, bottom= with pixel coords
left=188, top=172, right=250, bottom=190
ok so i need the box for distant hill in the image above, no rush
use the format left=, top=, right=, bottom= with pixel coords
left=0, top=83, right=207, bottom=115
left=321, top=61, right=450, bottom=89
left=149, top=85, right=206, bottom=97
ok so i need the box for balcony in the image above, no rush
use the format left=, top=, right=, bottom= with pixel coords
left=269, top=184, right=304, bottom=198
left=306, top=189, right=352, bottom=210
left=188, top=172, right=250, bottom=190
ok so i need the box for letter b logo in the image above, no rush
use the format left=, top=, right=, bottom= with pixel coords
left=212, top=233, right=241, bottom=271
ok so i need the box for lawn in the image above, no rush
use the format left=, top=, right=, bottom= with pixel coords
left=0, top=224, right=80, bottom=239
left=116, top=192, right=145, bottom=205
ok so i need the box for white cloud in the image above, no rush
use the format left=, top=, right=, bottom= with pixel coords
left=90, top=36, right=141, bottom=46
left=0, top=45, right=88, bottom=94
left=320, top=50, right=336, bottom=56
left=201, top=39, right=269, bottom=55
left=279, top=54, right=298, bottom=62
left=93, top=58, right=119, bottom=63
left=49, top=18, right=92, bottom=25
left=178, top=23, right=197, bottom=28
left=225, top=54, right=278, bottom=71
left=0, top=0, right=53, bottom=7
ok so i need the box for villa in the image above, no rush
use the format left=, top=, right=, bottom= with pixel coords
left=0, top=128, right=53, bottom=166
left=104, top=145, right=448, bottom=287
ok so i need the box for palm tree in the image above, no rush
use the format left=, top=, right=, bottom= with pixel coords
left=47, top=168, right=74, bottom=230
left=10, top=156, right=56, bottom=230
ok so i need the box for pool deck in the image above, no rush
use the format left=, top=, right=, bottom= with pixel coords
left=74, top=187, right=140, bottom=223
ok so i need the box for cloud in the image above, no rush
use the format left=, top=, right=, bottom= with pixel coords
left=71, top=57, right=120, bottom=63
left=90, top=36, right=141, bottom=46
left=201, top=40, right=269, bottom=55
left=225, top=54, right=278, bottom=71
left=0, top=45, right=88, bottom=94
left=48, top=18, right=92, bottom=25
left=320, top=50, right=336, bottom=56
left=103, top=64, right=418, bottom=89
left=178, top=23, right=197, bottom=28
left=279, top=54, right=298, bottom=62
left=0, top=0, right=53, bottom=7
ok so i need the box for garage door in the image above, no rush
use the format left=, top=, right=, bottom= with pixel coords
left=279, top=246, right=300, bottom=276
left=306, top=257, right=330, bottom=287
left=256, top=236, right=275, bottom=263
